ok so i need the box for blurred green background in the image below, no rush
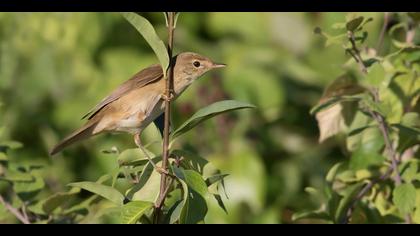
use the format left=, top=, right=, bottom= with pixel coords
left=0, top=12, right=387, bottom=223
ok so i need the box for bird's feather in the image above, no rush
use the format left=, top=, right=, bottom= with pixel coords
left=82, top=64, right=164, bottom=120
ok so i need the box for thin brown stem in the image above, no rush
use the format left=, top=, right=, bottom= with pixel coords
left=376, top=12, right=390, bottom=54
left=342, top=166, right=394, bottom=224
left=368, top=94, right=412, bottom=224
left=369, top=90, right=402, bottom=185
left=348, top=31, right=367, bottom=74
left=343, top=29, right=413, bottom=223
left=154, top=12, right=176, bottom=224
left=0, top=194, right=30, bottom=224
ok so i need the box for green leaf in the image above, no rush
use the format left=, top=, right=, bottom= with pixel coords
left=393, top=183, right=416, bottom=214
left=365, top=63, right=386, bottom=87
left=213, top=194, right=228, bottom=214
left=129, top=163, right=161, bottom=202
left=13, top=176, right=45, bottom=201
left=0, top=141, right=23, bottom=150
left=360, top=94, right=385, bottom=116
left=346, top=16, right=364, bottom=32
left=172, top=149, right=209, bottom=174
left=401, top=112, right=420, bottom=129
left=121, top=201, right=153, bottom=224
left=310, top=95, right=363, bottom=115
left=348, top=125, right=377, bottom=136
left=173, top=166, right=208, bottom=224
left=62, top=195, right=97, bottom=215
left=393, top=124, right=420, bottom=152
left=205, top=174, right=229, bottom=187
left=349, top=132, right=385, bottom=171
left=117, top=148, right=150, bottom=166
left=68, top=181, right=124, bottom=206
left=121, top=12, right=169, bottom=77
left=1, top=170, right=33, bottom=182
left=171, top=100, right=255, bottom=140
left=13, top=176, right=44, bottom=193
left=311, top=74, right=366, bottom=115
left=335, top=182, right=364, bottom=223
left=401, top=161, right=418, bottom=183
left=292, top=211, right=331, bottom=222
left=326, top=162, right=343, bottom=182
left=42, top=187, right=81, bottom=214
left=0, top=152, right=7, bottom=161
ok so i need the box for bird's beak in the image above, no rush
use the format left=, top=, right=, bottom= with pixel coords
left=212, top=62, right=226, bottom=68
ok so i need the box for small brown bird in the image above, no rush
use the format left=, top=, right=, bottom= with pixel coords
left=50, top=52, right=225, bottom=157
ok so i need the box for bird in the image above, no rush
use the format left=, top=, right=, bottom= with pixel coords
left=49, top=52, right=226, bottom=166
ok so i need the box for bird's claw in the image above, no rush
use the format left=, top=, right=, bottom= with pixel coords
left=155, top=166, right=169, bottom=175
left=161, top=90, right=175, bottom=102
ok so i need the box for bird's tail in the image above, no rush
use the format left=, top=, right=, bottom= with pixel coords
left=50, top=122, right=98, bottom=156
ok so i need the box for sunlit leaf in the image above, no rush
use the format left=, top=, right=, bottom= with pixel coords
left=205, top=174, right=229, bottom=187
left=117, top=148, right=150, bottom=166
left=335, top=182, right=364, bottom=223
left=393, top=183, right=416, bottom=214
left=42, top=187, right=81, bottom=214
left=1, top=170, right=33, bottom=182
left=316, top=104, right=344, bottom=142
left=0, top=141, right=23, bottom=150
left=365, top=63, right=386, bottom=87
left=326, top=162, right=344, bottom=182
left=129, top=163, right=161, bottom=203
left=0, top=152, right=7, bottom=161
left=349, top=130, right=385, bottom=171
left=292, top=211, right=331, bottom=222
left=68, top=181, right=124, bottom=206
left=122, top=12, right=169, bottom=77
left=121, top=201, right=153, bottom=224
left=171, top=100, right=255, bottom=140
left=13, top=176, right=45, bottom=201
left=173, top=166, right=208, bottom=224
left=401, top=161, right=418, bottom=183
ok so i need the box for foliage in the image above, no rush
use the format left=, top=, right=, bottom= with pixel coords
left=295, top=12, right=420, bottom=224
left=0, top=12, right=419, bottom=224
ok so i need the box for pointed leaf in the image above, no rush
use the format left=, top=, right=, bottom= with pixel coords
left=315, top=104, right=344, bottom=142
left=0, top=152, right=7, bottom=161
left=68, top=181, right=124, bottom=206
left=205, top=174, right=229, bottom=187
left=117, top=148, right=150, bottom=166
left=42, top=187, right=81, bottom=214
left=171, top=100, right=255, bottom=140
left=122, top=12, right=169, bottom=77
left=393, top=183, right=416, bottom=214
left=121, top=201, right=153, bottom=224
left=346, top=16, right=364, bottom=32
left=173, top=167, right=208, bottom=224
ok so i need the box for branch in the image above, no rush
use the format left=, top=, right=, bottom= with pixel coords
left=343, top=27, right=413, bottom=223
left=376, top=12, right=391, bottom=54
left=369, top=90, right=412, bottom=224
left=341, top=165, right=394, bottom=224
left=154, top=12, right=176, bottom=224
left=342, top=90, right=412, bottom=224
left=369, top=89, right=402, bottom=185
left=0, top=194, right=30, bottom=224
left=347, top=31, right=367, bottom=74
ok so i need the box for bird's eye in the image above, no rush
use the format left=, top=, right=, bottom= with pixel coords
left=193, top=61, right=201, bottom=68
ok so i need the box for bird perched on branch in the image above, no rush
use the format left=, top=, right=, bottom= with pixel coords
left=50, top=52, right=225, bottom=169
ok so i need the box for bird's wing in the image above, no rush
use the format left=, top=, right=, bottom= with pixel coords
left=82, top=64, right=164, bottom=120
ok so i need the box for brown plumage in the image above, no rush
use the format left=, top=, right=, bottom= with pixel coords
left=50, top=52, right=225, bottom=155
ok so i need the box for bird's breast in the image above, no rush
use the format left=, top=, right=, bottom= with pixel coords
left=110, top=88, right=164, bottom=134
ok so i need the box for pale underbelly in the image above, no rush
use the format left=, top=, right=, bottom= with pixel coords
left=114, top=100, right=164, bottom=134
